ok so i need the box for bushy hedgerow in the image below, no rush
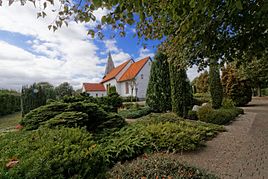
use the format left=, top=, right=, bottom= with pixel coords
left=107, top=154, right=217, bottom=179
left=0, top=128, right=107, bottom=179
left=20, top=102, right=69, bottom=130
left=20, top=101, right=126, bottom=132
left=118, top=106, right=151, bottom=119
left=98, top=114, right=224, bottom=162
left=0, top=90, right=21, bottom=116
left=122, top=97, right=139, bottom=102
left=197, top=105, right=244, bottom=125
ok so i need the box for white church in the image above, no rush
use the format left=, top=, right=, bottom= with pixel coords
left=82, top=53, right=152, bottom=99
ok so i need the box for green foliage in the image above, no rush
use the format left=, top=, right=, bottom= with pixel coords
left=169, top=62, right=193, bottom=117
left=0, top=128, right=107, bottom=179
left=146, top=52, right=171, bottom=112
left=197, top=105, right=244, bottom=125
left=45, top=111, right=89, bottom=129
left=193, top=93, right=211, bottom=105
left=20, top=102, right=68, bottom=130
left=97, top=92, right=123, bottom=113
left=187, top=110, right=198, bottom=120
left=122, top=97, right=138, bottom=102
left=21, top=82, right=56, bottom=117
left=118, top=106, right=151, bottom=119
left=209, top=60, right=223, bottom=109
left=108, top=154, right=217, bottom=179
left=0, top=90, right=20, bottom=116
left=192, top=71, right=209, bottom=94
left=0, top=113, right=223, bottom=178
left=20, top=99, right=126, bottom=132
left=107, top=85, right=117, bottom=95
left=55, top=82, right=74, bottom=99
left=222, top=64, right=252, bottom=106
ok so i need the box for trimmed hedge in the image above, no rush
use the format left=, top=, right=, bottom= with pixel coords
left=108, top=154, right=217, bottom=179
left=119, top=106, right=151, bottom=119
left=0, top=92, right=20, bottom=117
left=20, top=101, right=126, bottom=132
left=197, top=105, right=244, bottom=125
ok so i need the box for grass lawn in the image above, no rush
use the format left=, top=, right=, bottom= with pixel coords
left=0, top=112, right=21, bottom=133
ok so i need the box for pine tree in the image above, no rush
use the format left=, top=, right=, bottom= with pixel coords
left=146, top=52, right=171, bottom=112
left=209, top=59, right=223, bottom=109
left=169, top=61, right=192, bottom=117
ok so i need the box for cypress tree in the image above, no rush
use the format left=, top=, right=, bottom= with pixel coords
left=146, top=52, right=171, bottom=112
left=169, top=61, right=192, bottom=117
left=209, top=59, right=223, bottom=109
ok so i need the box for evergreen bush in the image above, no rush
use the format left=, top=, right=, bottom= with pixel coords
left=209, top=60, right=223, bottom=109
left=0, top=90, right=20, bottom=116
left=146, top=52, right=171, bottom=112
left=169, top=61, right=193, bottom=117
left=21, top=83, right=56, bottom=116
left=197, top=105, right=244, bottom=125
left=108, top=154, right=217, bottom=179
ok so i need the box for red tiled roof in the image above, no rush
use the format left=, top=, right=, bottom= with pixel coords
left=119, top=57, right=150, bottom=82
left=83, top=83, right=106, bottom=92
left=101, top=60, right=131, bottom=83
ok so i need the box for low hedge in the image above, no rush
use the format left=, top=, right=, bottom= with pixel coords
left=119, top=106, right=151, bottom=119
left=20, top=101, right=126, bottom=132
left=197, top=105, right=244, bottom=125
left=108, top=154, right=217, bottom=179
left=0, top=92, right=20, bottom=116
left=0, top=128, right=107, bottom=179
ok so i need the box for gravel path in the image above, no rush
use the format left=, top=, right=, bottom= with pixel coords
left=174, top=98, right=268, bottom=179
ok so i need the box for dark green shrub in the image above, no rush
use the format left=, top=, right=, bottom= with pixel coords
left=107, top=154, right=217, bottom=179
left=187, top=110, right=198, bottom=120
left=146, top=52, right=171, bottom=112
left=45, top=111, right=89, bottom=128
left=0, top=90, right=21, bottom=116
left=119, top=106, right=151, bottom=119
left=21, top=82, right=56, bottom=116
left=94, top=113, right=127, bottom=132
left=169, top=62, right=193, bottom=117
left=209, top=60, right=223, bottom=109
left=197, top=106, right=244, bottom=125
left=20, top=101, right=126, bottom=133
left=20, top=102, right=68, bottom=130
left=0, top=128, right=107, bottom=179
left=122, top=97, right=139, bottom=102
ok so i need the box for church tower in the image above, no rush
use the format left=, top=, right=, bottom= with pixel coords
left=104, top=51, right=115, bottom=76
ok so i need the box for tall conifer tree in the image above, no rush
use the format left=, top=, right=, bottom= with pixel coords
left=209, top=59, right=223, bottom=109
left=146, top=52, right=171, bottom=112
left=169, top=61, right=192, bottom=117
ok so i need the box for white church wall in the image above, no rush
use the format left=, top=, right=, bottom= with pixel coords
left=87, top=91, right=107, bottom=97
left=135, top=59, right=152, bottom=99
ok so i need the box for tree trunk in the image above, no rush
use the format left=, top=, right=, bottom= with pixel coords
left=257, top=84, right=262, bottom=97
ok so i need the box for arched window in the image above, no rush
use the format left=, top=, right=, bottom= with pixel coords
left=141, top=74, right=144, bottom=79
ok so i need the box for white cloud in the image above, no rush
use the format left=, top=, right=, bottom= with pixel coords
left=138, top=47, right=154, bottom=60
left=0, top=2, right=128, bottom=90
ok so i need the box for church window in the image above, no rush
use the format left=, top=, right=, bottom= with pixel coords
left=141, top=74, right=144, bottom=79
left=125, top=82, right=129, bottom=94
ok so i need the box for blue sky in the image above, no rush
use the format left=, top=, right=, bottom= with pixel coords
left=0, top=1, right=198, bottom=90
